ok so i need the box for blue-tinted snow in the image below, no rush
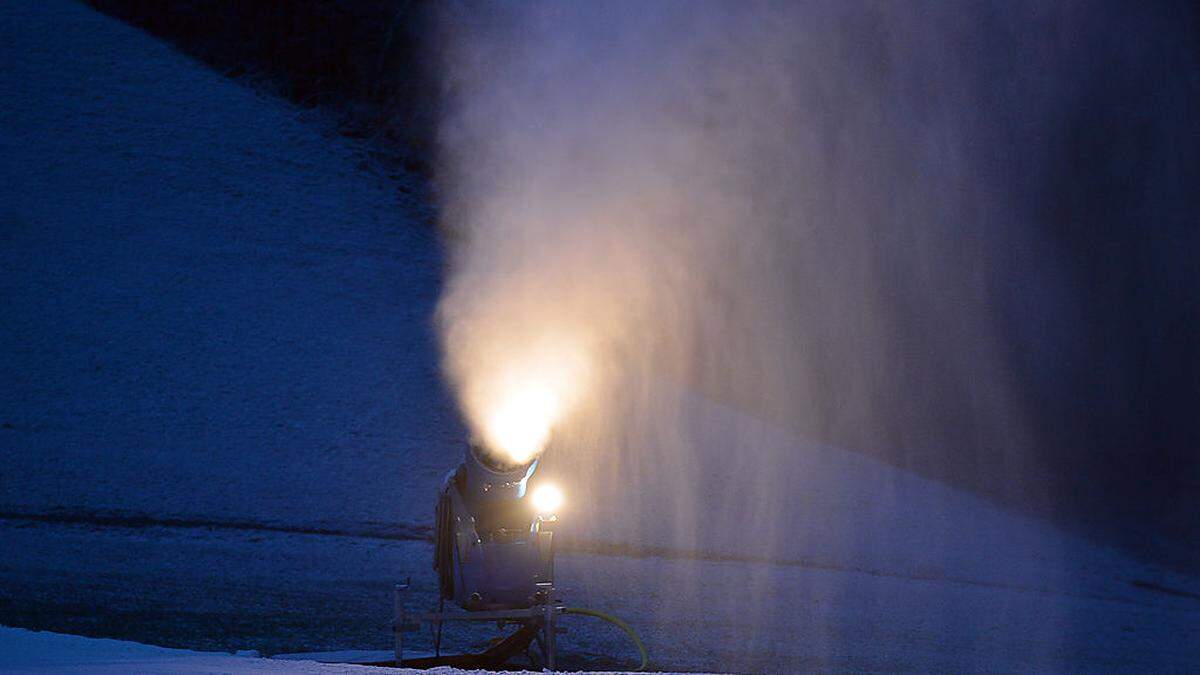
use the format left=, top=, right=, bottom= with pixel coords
left=0, top=1, right=461, bottom=530
left=1, top=625, right=619, bottom=674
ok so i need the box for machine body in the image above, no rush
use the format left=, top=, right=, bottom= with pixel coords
left=386, top=442, right=645, bottom=670
left=434, top=443, right=557, bottom=610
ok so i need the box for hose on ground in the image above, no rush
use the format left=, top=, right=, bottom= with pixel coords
left=562, top=606, right=648, bottom=671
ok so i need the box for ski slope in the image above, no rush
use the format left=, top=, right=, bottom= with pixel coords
left=0, top=627, right=386, bottom=675
left=0, top=0, right=459, bottom=529
left=0, top=1, right=1196, bottom=672
left=0, top=626, right=676, bottom=675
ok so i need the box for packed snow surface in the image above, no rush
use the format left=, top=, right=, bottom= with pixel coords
left=0, top=1, right=1196, bottom=673
left=0, top=626, right=682, bottom=674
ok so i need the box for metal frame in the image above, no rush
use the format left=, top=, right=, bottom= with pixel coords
left=393, top=580, right=564, bottom=670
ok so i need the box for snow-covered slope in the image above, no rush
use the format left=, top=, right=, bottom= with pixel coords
left=0, top=626, right=637, bottom=675
left=1, top=627, right=350, bottom=674
left=567, top=389, right=1200, bottom=596
left=0, top=0, right=459, bottom=530
left=0, top=1, right=1196, bottom=673
left=552, top=391, right=1200, bottom=671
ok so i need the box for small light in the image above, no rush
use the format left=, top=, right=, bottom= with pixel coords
left=530, top=484, right=563, bottom=515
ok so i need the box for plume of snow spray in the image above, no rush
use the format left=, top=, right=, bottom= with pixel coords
left=435, top=0, right=1035, bottom=534
left=433, top=2, right=1199, bottom=658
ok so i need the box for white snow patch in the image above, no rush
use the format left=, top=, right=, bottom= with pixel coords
left=0, top=627, right=682, bottom=675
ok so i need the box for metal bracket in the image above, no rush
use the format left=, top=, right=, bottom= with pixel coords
left=393, top=578, right=409, bottom=665
left=535, top=581, right=557, bottom=669
left=393, top=579, right=563, bottom=670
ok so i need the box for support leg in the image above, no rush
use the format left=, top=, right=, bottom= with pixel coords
left=394, top=579, right=409, bottom=666
left=536, top=581, right=556, bottom=671
left=545, top=601, right=557, bottom=670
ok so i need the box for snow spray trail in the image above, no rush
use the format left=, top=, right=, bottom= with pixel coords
left=432, top=0, right=1200, bottom=660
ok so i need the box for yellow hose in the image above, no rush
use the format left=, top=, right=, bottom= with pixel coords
left=562, top=606, right=648, bottom=671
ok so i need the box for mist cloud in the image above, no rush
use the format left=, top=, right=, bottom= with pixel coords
left=432, top=0, right=1199, bottom=565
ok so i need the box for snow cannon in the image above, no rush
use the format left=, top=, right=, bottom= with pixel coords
left=434, top=442, right=559, bottom=610
left=386, top=441, right=648, bottom=671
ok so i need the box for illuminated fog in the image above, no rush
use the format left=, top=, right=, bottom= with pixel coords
left=433, top=0, right=1198, bottom=630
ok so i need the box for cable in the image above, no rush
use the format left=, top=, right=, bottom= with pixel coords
left=562, top=607, right=648, bottom=672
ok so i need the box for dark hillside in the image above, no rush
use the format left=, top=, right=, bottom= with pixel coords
left=86, top=0, right=439, bottom=170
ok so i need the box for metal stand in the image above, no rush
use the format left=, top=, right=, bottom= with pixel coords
left=536, top=581, right=557, bottom=669
left=393, top=579, right=409, bottom=667
left=390, top=582, right=564, bottom=670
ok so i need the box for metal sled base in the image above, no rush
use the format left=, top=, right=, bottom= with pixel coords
left=376, top=580, right=566, bottom=670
